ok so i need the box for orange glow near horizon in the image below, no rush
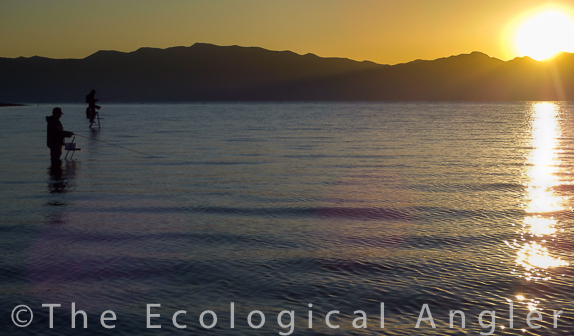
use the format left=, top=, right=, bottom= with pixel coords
left=2, top=1, right=574, bottom=64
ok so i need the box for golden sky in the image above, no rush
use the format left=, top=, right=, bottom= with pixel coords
left=1, top=0, right=573, bottom=64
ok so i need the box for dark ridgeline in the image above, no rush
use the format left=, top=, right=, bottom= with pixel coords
left=1, top=42, right=574, bottom=102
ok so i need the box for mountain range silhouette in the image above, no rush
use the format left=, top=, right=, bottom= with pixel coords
left=1, top=43, right=574, bottom=102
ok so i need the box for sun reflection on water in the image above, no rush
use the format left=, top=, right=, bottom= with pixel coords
left=520, top=103, right=568, bottom=272
left=507, top=102, right=569, bottom=311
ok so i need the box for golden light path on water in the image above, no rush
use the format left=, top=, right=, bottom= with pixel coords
left=506, top=102, right=569, bottom=313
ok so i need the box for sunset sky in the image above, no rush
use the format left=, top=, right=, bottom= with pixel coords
left=2, top=0, right=574, bottom=64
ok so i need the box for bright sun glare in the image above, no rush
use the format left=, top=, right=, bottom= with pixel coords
left=515, top=9, right=574, bottom=61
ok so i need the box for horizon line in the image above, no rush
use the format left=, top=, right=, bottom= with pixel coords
left=1, top=42, right=561, bottom=66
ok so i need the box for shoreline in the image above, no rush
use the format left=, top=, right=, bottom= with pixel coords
left=0, top=103, right=26, bottom=107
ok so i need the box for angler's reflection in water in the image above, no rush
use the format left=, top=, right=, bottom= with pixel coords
left=87, top=127, right=101, bottom=157
left=89, top=126, right=100, bottom=141
left=47, top=160, right=78, bottom=195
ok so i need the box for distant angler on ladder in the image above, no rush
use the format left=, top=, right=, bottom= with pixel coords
left=86, top=89, right=101, bottom=128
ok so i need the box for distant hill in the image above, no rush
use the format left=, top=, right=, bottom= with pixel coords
left=1, top=43, right=574, bottom=102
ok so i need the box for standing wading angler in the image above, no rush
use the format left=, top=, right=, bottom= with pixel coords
left=86, top=89, right=101, bottom=127
left=46, top=107, right=74, bottom=164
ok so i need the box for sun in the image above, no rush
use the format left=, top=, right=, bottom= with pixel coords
left=514, top=9, right=574, bottom=61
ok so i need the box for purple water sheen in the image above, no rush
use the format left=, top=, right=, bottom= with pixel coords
left=0, top=102, right=573, bottom=335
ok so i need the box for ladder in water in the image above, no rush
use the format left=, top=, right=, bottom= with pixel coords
left=90, top=111, right=101, bottom=128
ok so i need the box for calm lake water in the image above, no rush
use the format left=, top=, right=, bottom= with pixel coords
left=1, top=102, right=574, bottom=335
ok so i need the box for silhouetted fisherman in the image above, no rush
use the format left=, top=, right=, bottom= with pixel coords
left=85, top=89, right=101, bottom=126
left=46, top=107, right=74, bottom=164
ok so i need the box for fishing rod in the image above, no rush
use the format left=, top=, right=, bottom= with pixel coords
left=74, top=133, right=155, bottom=158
